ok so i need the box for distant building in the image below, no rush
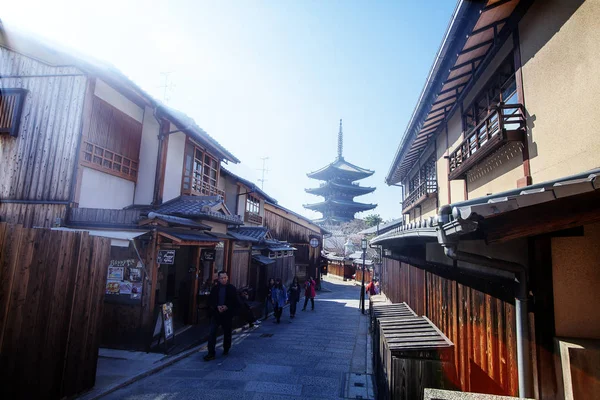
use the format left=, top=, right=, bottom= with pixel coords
left=304, top=120, right=376, bottom=225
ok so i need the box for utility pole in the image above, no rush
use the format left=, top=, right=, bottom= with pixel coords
left=257, top=157, right=270, bottom=190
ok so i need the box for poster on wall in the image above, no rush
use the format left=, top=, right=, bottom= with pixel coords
left=107, top=266, right=124, bottom=281
left=105, top=258, right=143, bottom=305
left=131, top=283, right=143, bottom=299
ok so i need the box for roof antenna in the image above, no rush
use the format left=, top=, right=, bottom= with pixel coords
left=337, top=119, right=343, bottom=159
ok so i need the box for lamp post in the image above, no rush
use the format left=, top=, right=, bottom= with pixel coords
left=360, top=238, right=367, bottom=315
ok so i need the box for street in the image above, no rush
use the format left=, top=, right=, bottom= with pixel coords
left=101, top=278, right=373, bottom=400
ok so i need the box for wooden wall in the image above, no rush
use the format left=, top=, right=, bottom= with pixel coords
left=0, top=223, right=111, bottom=399
left=86, top=96, right=142, bottom=161
left=0, top=202, right=67, bottom=228
left=381, top=257, right=519, bottom=397
left=0, top=47, right=87, bottom=202
left=230, top=249, right=250, bottom=288
left=263, top=208, right=322, bottom=278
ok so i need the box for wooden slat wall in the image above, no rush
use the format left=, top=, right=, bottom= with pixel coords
left=69, top=207, right=142, bottom=226
left=0, top=203, right=67, bottom=228
left=0, top=47, right=87, bottom=201
left=86, top=96, right=142, bottom=161
left=263, top=209, right=321, bottom=272
left=0, top=222, right=111, bottom=399
left=380, top=257, right=519, bottom=397
left=230, top=249, right=250, bottom=288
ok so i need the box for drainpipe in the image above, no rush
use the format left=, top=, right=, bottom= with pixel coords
left=438, top=209, right=533, bottom=398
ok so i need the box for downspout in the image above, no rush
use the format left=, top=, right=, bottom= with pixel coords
left=438, top=208, right=533, bottom=398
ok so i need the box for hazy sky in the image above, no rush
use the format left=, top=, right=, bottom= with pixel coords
left=3, top=0, right=456, bottom=221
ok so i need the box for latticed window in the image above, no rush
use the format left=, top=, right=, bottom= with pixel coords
left=246, top=194, right=260, bottom=214
left=182, top=139, right=223, bottom=197
left=0, top=89, right=26, bottom=137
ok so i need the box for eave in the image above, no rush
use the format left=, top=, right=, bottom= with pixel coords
left=386, top=0, right=527, bottom=184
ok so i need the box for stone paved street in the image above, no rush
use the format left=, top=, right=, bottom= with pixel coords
left=101, top=277, right=372, bottom=399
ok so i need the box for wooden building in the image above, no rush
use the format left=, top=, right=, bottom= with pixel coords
left=0, top=28, right=247, bottom=350
left=373, top=1, right=600, bottom=399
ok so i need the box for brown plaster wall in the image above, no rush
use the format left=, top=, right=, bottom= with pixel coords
left=519, top=0, right=600, bottom=183
left=552, top=222, right=600, bottom=339
left=466, top=142, right=523, bottom=199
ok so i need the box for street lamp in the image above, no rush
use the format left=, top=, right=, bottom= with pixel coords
left=360, top=238, right=367, bottom=315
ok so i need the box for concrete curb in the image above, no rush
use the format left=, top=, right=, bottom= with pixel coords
left=78, top=323, right=260, bottom=400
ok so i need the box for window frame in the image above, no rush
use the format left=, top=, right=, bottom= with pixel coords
left=0, top=88, right=27, bottom=137
left=245, top=194, right=260, bottom=215
left=181, top=137, right=223, bottom=197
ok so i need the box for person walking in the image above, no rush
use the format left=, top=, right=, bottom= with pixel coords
left=239, top=288, right=259, bottom=328
left=204, top=271, right=239, bottom=361
left=287, top=276, right=301, bottom=318
left=365, top=279, right=377, bottom=298
left=271, top=278, right=288, bottom=323
left=263, top=278, right=275, bottom=320
left=302, top=276, right=316, bottom=311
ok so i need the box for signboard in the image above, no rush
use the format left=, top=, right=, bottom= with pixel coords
left=161, top=303, right=174, bottom=339
left=157, top=250, right=176, bottom=265
left=150, top=302, right=176, bottom=353
left=201, top=249, right=216, bottom=261
left=104, top=259, right=143, bottom=305
left=309, top=238, right=320, bottom=248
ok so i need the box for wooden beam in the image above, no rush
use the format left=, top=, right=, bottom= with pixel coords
left=469, top=18, right=510, bottom=37
left=444, top=71, right=473, bottom=86
left=483, top=0, right=513, bottom=13
left=481, top=190, right=600, bottom=243
left=450, top=55, right=486, bottom=73
left=458, top=39, right=494, bottom=57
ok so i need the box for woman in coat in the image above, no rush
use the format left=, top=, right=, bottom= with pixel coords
left=271, top=278, right=288, bottom=324
left=287, top=276, right=301, bottom=318
left=302, top=276, right=316, bottom=311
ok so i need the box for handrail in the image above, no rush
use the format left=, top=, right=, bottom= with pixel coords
left=405, top=179, right=437, bottom=207
left=190, top=176, right=226, bottom=198
left=449, top=103, right=525, bottom=174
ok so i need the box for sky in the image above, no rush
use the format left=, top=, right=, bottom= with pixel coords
left=2, top=0, right=456, bottom=221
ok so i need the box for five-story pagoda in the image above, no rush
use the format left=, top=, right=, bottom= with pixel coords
left=304, top=120, right=376, bottom=225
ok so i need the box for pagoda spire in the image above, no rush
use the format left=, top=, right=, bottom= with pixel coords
left=337, top=119, right=343, bottom=159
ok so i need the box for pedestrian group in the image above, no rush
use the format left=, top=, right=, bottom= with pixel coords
left=204, top=273, right=318, bottom=361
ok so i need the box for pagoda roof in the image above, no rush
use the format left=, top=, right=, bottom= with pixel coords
left=303, top=199, right=377, bottom=213
left=314, top=216, right=354, bottom=225
left=305, top=181, right=375, bottom=196
left=307, top=157, right=374, bottom=181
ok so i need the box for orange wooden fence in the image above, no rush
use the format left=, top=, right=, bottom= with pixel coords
left=0, top=223, right=111, bottom=399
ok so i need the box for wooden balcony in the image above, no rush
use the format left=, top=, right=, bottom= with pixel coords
left=188, top=177, right=226, bottom=198
left=403, top=180, right=437, bottom=214
left=448, top=104, right=526, bottom=180
left=244, top=212, right=263, bottom=225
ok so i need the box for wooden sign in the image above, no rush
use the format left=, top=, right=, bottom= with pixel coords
left=157, top=250, right=176, bottom=265
left=150, top=302, right=176, bottom=353
left=201, top=249, right=216, bottom=261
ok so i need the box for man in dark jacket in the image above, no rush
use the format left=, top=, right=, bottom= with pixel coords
left=204, top=271, right=239, bottom=361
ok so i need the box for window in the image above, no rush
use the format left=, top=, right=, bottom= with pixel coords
left=462, top=54, right=517, bottom=132
left=182, top=139, right=224, bottom=197
left=81, top=141, right=138, bottom=180
left=0, top=89, right=26, bottom=137
left=246, top=194, right=260, bottom=214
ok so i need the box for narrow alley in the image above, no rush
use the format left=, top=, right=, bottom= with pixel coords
left=99, top=278, right=374, bottom=400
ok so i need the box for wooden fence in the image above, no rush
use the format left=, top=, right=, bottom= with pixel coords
left=0, top=223, right=111, bottom=399
left=381, top=258, right=519, bottom=397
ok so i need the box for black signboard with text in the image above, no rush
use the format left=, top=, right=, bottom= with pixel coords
left=201, top=249, right=216, bottom=261
left=157, top=250, right=176, bottom=265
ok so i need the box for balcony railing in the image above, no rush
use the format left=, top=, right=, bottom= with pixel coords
left=448, top=103, right=526, bottom=180
left=244, top=212, right=263, bottom=225
left=188, top=177, right=226, bottom=198
left=403, top=180, right=437, bottom=213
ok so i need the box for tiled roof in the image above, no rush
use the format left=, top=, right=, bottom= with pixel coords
left=220, top=168, right=277, bottom=203
left=228, top=227, right=269, bottom=243
left=146, top=212, right=212, bottom=230
left=358, top=218, right=404, bottom=235
left=157, top=195, right=243, bottom=225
